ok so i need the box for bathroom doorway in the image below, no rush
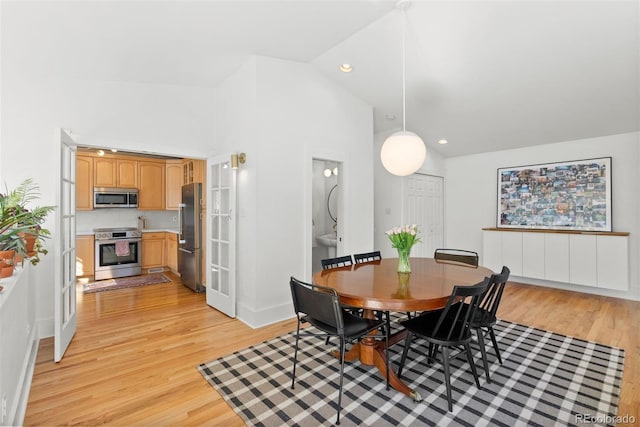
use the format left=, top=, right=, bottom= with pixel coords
left=311, top=159, right=341, bottom=276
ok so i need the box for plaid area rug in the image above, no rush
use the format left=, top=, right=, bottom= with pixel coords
left=197, top=319, right=625, bottom=427
left=82, top=273, right=171, bottom=293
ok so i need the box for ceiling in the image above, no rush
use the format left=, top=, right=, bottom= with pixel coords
left=3, top=0, right=638, bottom=157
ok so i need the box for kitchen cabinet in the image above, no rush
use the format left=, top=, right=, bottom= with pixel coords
left=166, top=160, right=182, bottom=210
left=165, top=232, right=178, bottom=272
left=182, top=159, right=205, bottom=185
left=94, top=157, right=138, bottom=188
left=142, top=232, right=165, bottom=270
left=75, top=235, right=95, bottom=277
left=76, top=155, right=93, bottom=210
left=93, top=157, right=116, bottom=187
left=138, top=161, right=165, bottom=210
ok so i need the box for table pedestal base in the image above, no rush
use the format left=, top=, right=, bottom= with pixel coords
left=340, top=328, right=422, bottom=402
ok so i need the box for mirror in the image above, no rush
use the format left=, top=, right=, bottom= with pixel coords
left=327, top=184, right=337, bottom=223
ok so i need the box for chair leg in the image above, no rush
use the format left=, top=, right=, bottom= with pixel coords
left=476, top=328, right=491, bottom=384
left=465, top=342, right=481, bottom=389
left=441, top=346, right=453, bottom=412
left=397, top=331, right=414, bottom=378
left=488, top=327, right=502, bottom=364
left=291, top=322, right=301, bottom=389
left=385, top=311, right=390, bottom=390
left=336, top=337, right=345, bottom=425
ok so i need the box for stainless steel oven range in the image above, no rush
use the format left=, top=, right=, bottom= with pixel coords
left=94, top=227, right=142, bottom=280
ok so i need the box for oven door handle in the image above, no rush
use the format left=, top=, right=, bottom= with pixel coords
left=96, top=238, right=142, bottom=245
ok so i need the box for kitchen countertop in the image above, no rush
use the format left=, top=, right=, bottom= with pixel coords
left=142, top=228, right=180, bottom=234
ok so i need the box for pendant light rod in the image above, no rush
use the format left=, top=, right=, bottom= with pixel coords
left=401, top=2, right=407, bottom=132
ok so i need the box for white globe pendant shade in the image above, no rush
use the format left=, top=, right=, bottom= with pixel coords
left=381, top=131, right=427, bottom=176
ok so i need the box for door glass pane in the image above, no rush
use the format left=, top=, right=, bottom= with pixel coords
left=210, top=268, right=219, bottom=291
left=220, top=242, right=229, bottom=268
left=221, top=164, right=230, bottom=188
left=212, top=190, right=221, bottom=214
left=211, top=241, right=219, bottom=266
left=220, top=189, right=230, bottom=213
left=210, top=214, right=219, bottom=239
left=221, top=216, right=229, bottom=241
left=221, top=269, right=229, bottom=295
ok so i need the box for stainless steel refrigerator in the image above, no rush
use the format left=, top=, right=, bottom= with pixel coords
left=178, top=183, right=205, bottom=292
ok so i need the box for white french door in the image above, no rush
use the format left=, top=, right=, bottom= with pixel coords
left=55, top=129, right=77, bottom=361
left=205, top=154, right=237, bottom=317
left=404, top=174, right=444, bottom=257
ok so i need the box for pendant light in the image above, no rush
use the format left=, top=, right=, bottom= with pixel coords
left=381, top=1, right=426, bottom=176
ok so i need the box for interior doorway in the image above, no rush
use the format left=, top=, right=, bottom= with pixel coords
left=311, top=159, right=341, bottom=276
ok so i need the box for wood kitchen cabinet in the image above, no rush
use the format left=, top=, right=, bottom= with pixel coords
left=138, top=161, right=165, bottom=210
left=76, top=155, right=93, bottom=210
left=94, top=157, right=138, bottom=188
left=142, top=232, right=165, bottom=270
left=75, top=235, right=95, bottom=277
left=165, top=232, right=178, bottom=272
left=166, top=160, right=183, bottom=210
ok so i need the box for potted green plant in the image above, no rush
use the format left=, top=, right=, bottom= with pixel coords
left=0, top=179, right=55, bottom=267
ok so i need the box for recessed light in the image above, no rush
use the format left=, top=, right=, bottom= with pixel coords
left=339, top=64, right=353, bottom=73
left=438, top=139, right=448, bottom=145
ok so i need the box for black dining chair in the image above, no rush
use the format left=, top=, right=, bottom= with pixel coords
left=472, top=266, right=510, bottom=382
left=353, top=251, right=381, bottom=264
left=321, top=255, right=353, bottom=270
left=397, top=277, right=490, bottom=412
left=289, top=276, right=389, bottom=425
left=434, top=248, right=479, bottom=268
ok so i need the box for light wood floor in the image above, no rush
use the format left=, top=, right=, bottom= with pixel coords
left=24, top=274, right=639, bottom=426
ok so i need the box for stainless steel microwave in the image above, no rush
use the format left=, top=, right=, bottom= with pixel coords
left=93, top=188, right=139, bottom=208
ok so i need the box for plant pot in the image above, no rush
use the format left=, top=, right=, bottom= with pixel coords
left=19, top=232, right=37, bottom=257
left=0, top=264, right=14, bottom=278
left=0, top=250, right=16, bottom=266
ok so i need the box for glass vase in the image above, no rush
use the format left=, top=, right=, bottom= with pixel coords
left=397, top=247, right=412, bottom=273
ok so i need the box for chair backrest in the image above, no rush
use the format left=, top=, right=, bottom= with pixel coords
left=290, top=277, right=343, bottom=333
left=353, top=251, right=381, bottom=264
left=480, top=266, right=510, bottom=318
left=321, top=255, right=353, bottom=270
left=434, top=248, right=479, bottom=268
left=432, top=277, right=490, bottom=341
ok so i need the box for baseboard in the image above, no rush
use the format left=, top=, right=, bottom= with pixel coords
left=236, top=301, right=295, bottom=329
left=9, top=325, right=39, bottom=426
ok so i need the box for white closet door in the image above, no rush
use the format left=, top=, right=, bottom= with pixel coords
left=404, top=174, right=443, bottom=257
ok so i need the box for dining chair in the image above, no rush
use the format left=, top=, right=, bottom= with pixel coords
left=434, top=248, right=479, bottom=268
left=289, top=276, right=388, bottom=425
left=353, top=251, right=381, bottom=264
left=321, top=255, right=353, bottom=270
left=472, top=265, right=510, bottom=383
left=397, top=277, right=490, bottom=412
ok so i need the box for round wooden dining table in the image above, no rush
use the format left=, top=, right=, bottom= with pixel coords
left=312, top=257, right=493, bottom=401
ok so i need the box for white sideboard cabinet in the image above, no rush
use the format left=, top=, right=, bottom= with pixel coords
left=482, top=228, right=629, bottom=291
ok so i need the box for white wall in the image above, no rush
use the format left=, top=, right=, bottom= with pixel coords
left=445, top=132, right=640, bottom=300
left=374, top=129, right=446, bottom=257
left=212, top=56, right=375, bottom=327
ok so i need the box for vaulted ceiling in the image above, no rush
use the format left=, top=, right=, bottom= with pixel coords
left=3, top=0, right=638, bottom=157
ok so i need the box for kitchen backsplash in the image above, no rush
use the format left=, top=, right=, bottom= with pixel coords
left=77, top=209, right=178, bottom=232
